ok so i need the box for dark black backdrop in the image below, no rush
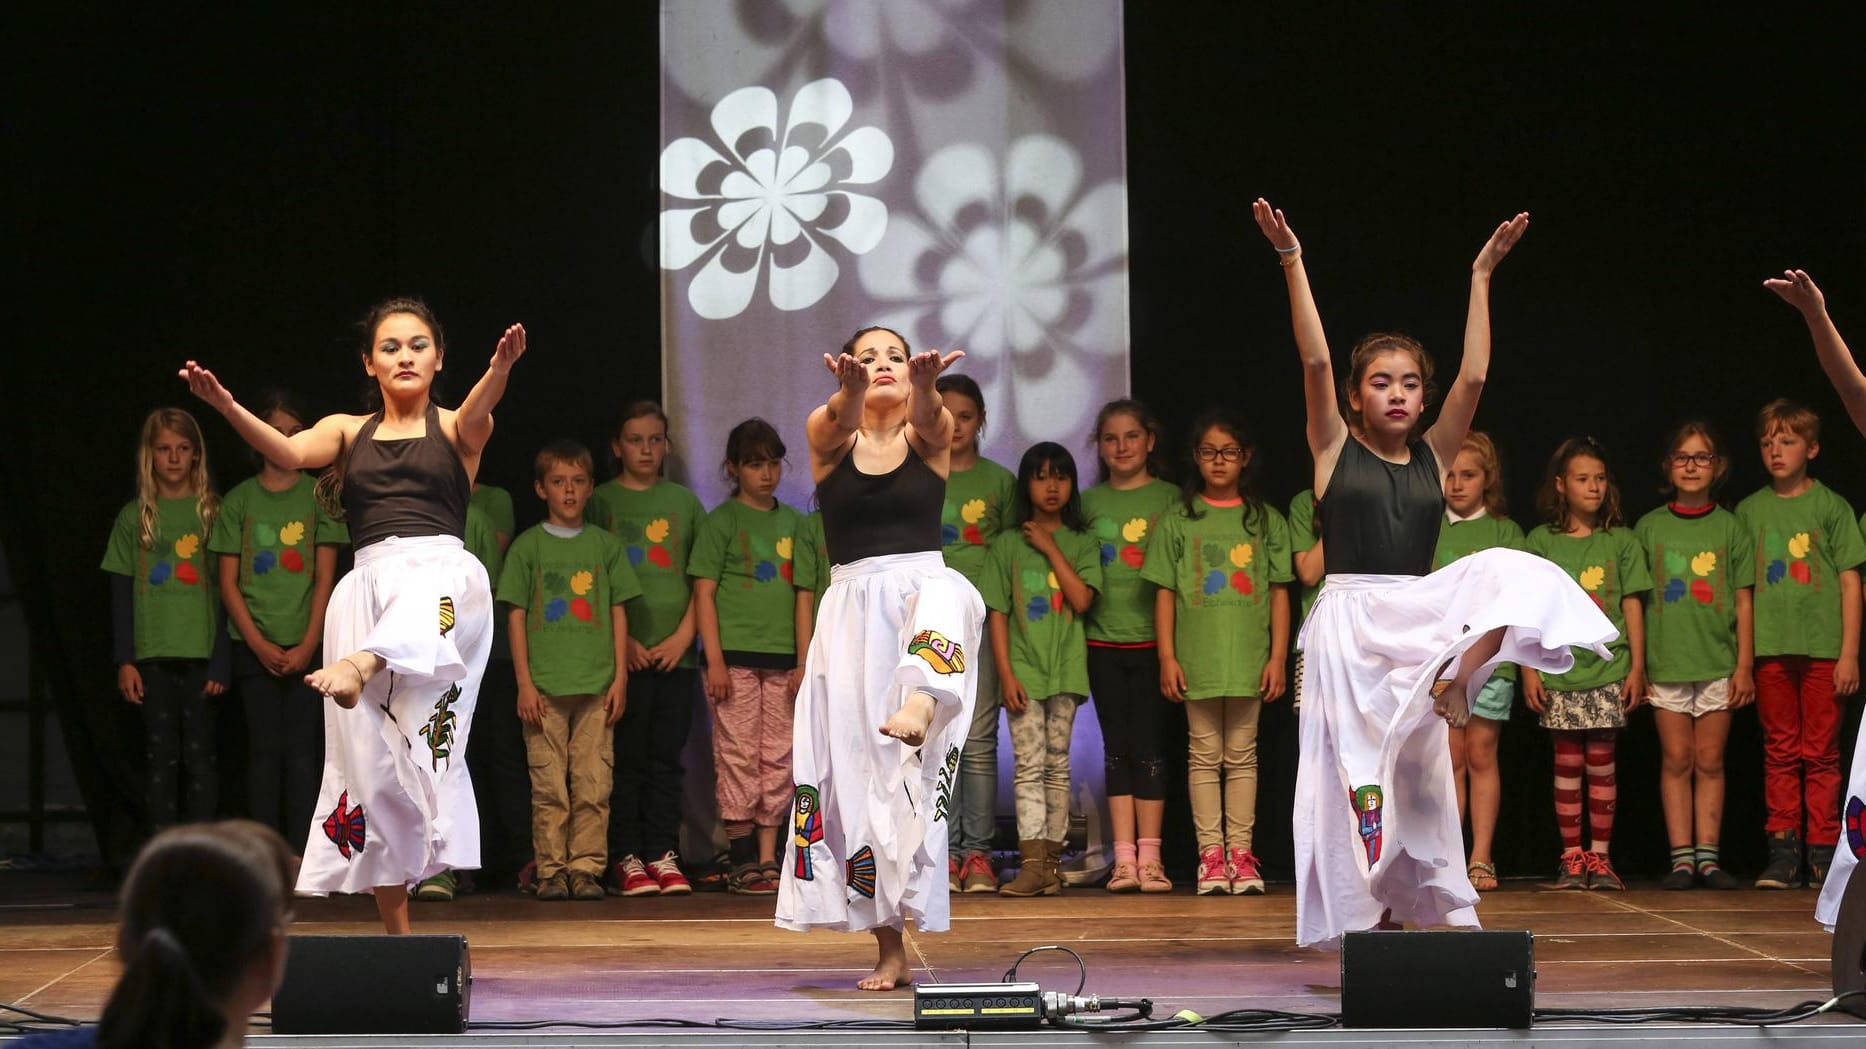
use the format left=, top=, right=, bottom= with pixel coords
left=9, top=6, right=1865, bottom=877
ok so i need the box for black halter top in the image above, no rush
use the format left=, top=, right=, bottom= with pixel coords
left=341, top=402, right=471, bottom=549
left=1320, top=437, right=1442, bottom=576
left=816, top=436, right=945, bottom=565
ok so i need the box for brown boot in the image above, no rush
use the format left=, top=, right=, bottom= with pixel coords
left=1044, top=840, right=1068, bottom=895
left=999, top=840, right=1061, bottom=897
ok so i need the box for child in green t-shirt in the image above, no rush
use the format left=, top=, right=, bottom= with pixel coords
left=1082, top=399, right=1178, bottom=894
left=206, top=391, right=349, bottom=847
left=1734, top=398, right=1865, bottom=889
left=934, top=374, right=1016, bottom=895
left=102, top=408, right=230, bottom=831
left=497, top=440, right=641, bottom=902
left=689, top=418, right=802, bottom=895
left=1635, top=422, right=1756, bottom=891
left=1523, top=438, right=1652, bottom=893
left=982, top=443, right=1101, bottom=898
left=471, top=481, right=515, bottom=554
left=1140, top=413, right=1291, bottom=897
left=1430, top=431, right=1524, bottom=893
left=589, top=401, right=706, bottom=897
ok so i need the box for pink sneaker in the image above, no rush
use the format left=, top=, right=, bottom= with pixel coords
left=608, top=855, right=660, bottom=897
left=1196, top=845, right=1230, bottom=896
left=648, top=851, right=692, bottom=895
left=1227, top=847, right=1264, bottom=895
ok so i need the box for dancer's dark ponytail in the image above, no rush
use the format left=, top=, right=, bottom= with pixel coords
left=99, top=927, right=228, bottom=1049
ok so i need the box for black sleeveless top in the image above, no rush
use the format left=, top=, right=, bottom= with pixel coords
left=816, top=436, right=945, bottom=565
left=341, top=402, right=471, bottom=550
left=1320, top=437, right=1442, bottom=576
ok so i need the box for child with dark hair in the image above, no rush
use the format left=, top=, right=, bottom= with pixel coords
left=1523, top=437, right=1653, bottom=891
left=691, top=417, right=802, bottom=894
left=1142, top=412, right=1291, bottom=895
left=207, top=391, right=348, bottom=851
left=1635, top=422, right=1754, bottom=890
left=982, top=443, right=1101, bottom=897
left=590, top=401, right=706, bottom=896
left=497, top=440, right=641, bottom=901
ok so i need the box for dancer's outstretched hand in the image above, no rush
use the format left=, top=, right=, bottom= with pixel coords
left=490, top=324, right=527, bottom=373
left=1764, top=269, right=1827, bottom=315
left=178, top=360, right=235, bottom=414
left=907, top=349, right=964, bottom=390
left=823, top=352, right=870, bottom=392
left=1252, top=198, right=1299, bottom=253
left=1473, top=213, right=1530, bottom=277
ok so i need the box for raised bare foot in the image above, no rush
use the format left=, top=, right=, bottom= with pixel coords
left=859, top=927, right=913, bottom=990
left=307, top=654, right=372, bottom=709
left=1431, top=678, right=1471, bottom=726
left=878, top=690, right=937, bottom=747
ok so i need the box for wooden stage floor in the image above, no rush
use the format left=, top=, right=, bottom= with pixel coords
left=2, top=874, right=1859, bottom=1036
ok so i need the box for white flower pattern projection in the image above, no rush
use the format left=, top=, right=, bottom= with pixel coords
left=857, top=134, right=1127, bottom=441
left=660, top=78, right=895, bottom=320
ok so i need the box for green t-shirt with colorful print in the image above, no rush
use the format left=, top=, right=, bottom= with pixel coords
left=791, top=511, right=830, bottom=621
left=1736, top=481, right=1866, bottom=659
left=465, top=504, right=510, bottom=661
left=1139, top=498, right=1293, bottom=700
left=1287, top=490, right=1322, bottom=628
left=941, top=458, right=1016, bottom=590
left=979, top=527, right=1102, bottom=699
left=1635, top=505, right=1755, bottom=683
left=589, top=479, right=707, bottom=667
left=1082, top=478, right=1178, bottom=643
left=102, top=497, right=220, bottom=661
left=496, top=524, right=642, bottom=696
left=1523, top=524, right=1653, bottom=690
left=688, top=498, right=801, bottom=659
left=1432, top=511, right=1526, bottom=684
left=207, top=474, right=349, bottom=644
left=470, top=484, right=516, bottom=547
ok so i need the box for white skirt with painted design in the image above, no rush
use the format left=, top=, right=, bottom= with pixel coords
left=777, top=551, right=985, bottom=934
left=296, top=535, right=492, bottom=895
left=1294, top=548, right=1616, bottom=948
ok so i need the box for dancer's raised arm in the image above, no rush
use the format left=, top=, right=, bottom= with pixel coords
left=179, top=361, right=350, bottom=470
left=454, top=323, right=528, bottom=458
left=1766, top=271, right=1866, bottom=438
left=1253, top=199, right=1343, bottom=484
left=807, top=352, right=869, bottom=474
left=904, top=349, right=964, bottom=454
left=1423, top=213, right=1529, bottom=471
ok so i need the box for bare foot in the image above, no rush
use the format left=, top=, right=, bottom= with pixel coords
left=859, top=927, right=913, bottom=990
left=879, top=690, right=937, bottom=747
left=1431, top=678, right=1471, bottom=726
left=306, top=653, right=374, bottom=709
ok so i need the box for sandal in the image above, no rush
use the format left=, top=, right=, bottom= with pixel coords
left=1467, top=861, right=1499, bottom=892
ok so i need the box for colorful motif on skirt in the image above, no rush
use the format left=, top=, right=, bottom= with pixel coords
left=322, top=790, right=367, bottom=859
left=792, top=785, right=824, bottom=880
left=933, top=745, right=960, bottom=823
left=907, top=629, right=965, bottom=674
left=420, top=683, right=460, bottom=771
left=439, top=595, right=456, bottom=636
left=1847, top=796, right=1866, bottom=860
left=846, top=845, right=877, bottom=899
left=1352, top=784, right=1384, bottom=865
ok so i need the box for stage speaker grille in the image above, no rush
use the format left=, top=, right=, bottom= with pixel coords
left=1341, top=930, right=1533, bottom=1029
left=271, top=933, right=471, bottom=1034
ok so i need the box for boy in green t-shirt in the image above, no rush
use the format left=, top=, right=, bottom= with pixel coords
left=496, top=441, right=642, bottom=902
left=1734, top=400, right=1865, bottom=889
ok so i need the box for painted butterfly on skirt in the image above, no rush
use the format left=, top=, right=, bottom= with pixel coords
left=323, top=790, right=367, bottom=859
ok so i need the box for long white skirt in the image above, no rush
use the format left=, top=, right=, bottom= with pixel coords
left=1294, top=548, right=1616, bottom=948
left=777, top=552, right=985, bottom=934
left=1818, top=739, right=1866, bottom=929
left=297, top=535, right=492, bottom=895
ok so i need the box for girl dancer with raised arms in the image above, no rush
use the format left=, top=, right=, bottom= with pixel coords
left=1254, top=198, right=1614, bottom=947
left=181, top=299, right=526, bottom=933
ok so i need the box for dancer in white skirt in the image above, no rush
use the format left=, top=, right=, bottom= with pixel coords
left=1253, top=199, right=1617, bottom=947
left=1765, top=269, right=1866, bottom=928
left=776, top=326, right=984, bottom=991
left=182, top=298, right=526, bottom=933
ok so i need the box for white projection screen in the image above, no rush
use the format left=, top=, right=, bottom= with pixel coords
left=659, top=0, right=1129, bottom=869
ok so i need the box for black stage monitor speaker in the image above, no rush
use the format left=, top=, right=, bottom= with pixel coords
left=1341, top=930, right=1533, bottom=1029
left=272, top=934, right=471, bottom=1034
left=1831, top=860, right=1866, bottom=1018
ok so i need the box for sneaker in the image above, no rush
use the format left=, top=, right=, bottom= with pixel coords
left=413, top=870, right=456, bottom=902
left=1547, top=849, right=1587, bottom=891
left=536, top=871, right=571, bottom=901
left=608, top=855, right=660, bottom=897
left=728, top=862, right=778, bottom=895
left=1808, top=845, right=1836, bottom=888
left=648, top=851, right=693, bottom=895
left=1700, top=864, right=1741, bottom=890
left=1755, top=830, right=1803, bottom=889
left=1583, top=850, right=1626, bottom=891
left=1227, top=847, right=1265, bottom=895
left=1196, top=845, right=1230, bottom=896
left=960, top=852, right=997, bottom=894
left=1106, top=859, right=1140, bottom=893
left=691, top=850, right=733, bottom=893
left=1659, top=865, right=1696, bottom=890
left=516, top=859, right=539, bottom=895
left=949, top=855, right=963, bottom=892
left=569, top=870, right=606, bottom=901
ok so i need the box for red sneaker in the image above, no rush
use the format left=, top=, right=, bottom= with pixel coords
left=648, top=851, right=693, bottom=895
left=1227, top=847, right=1265, bottom=895
left=607, top=855, right=660, bottom=897
left=516, top=859, right=539, bottom=895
